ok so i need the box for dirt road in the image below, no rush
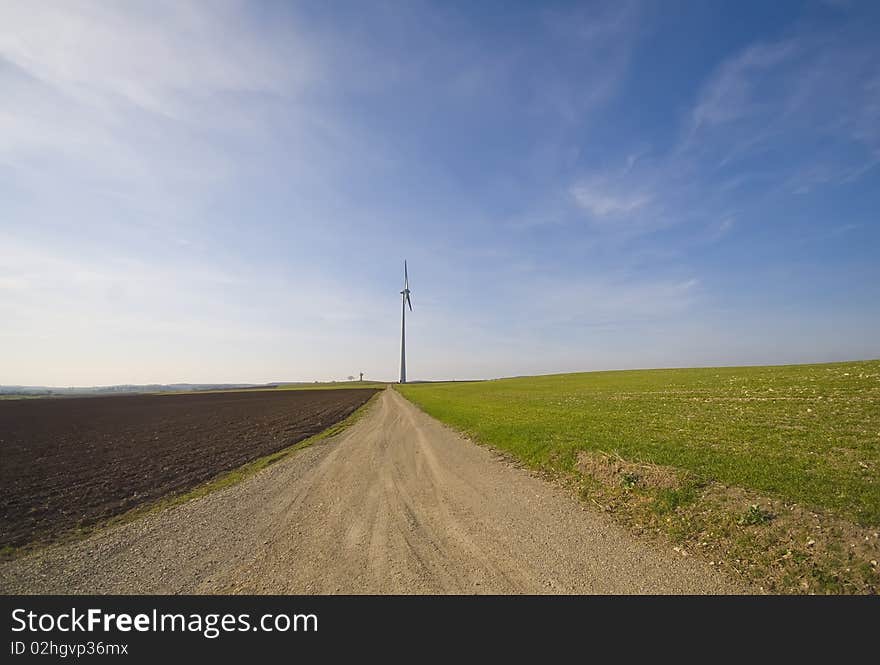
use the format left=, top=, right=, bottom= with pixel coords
left=0, top=389, right=743, bottom=593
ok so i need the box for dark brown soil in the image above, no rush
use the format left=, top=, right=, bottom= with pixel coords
left=0, top=389, right=377, bottom=548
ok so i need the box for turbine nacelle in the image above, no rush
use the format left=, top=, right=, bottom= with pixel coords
left=399, top=260, right=412, bottom=383
left=402, top=261, right=412, bottom=311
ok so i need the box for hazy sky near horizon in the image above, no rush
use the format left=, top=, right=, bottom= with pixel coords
left=1, top=0, right=879, bottom=385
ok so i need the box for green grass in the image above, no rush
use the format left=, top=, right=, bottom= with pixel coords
left=398, top=360, right=880, bottom=526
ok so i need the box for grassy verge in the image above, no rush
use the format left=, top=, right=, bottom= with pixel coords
left=0, top=389, right=382, bottom=560
left=397, top=361, right=880, bottom=593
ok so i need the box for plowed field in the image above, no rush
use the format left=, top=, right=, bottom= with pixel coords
left=0, top=388, right=377, bottom=548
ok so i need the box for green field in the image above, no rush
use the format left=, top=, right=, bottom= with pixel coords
left=1, top=381, right=389, bottom=400
left=399, top=360, right=880, bottom=526
left=180, top=381, right=390, bottom=395
left=275, top=381, right=389, bottom=391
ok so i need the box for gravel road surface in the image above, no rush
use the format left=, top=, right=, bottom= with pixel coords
left=0, top=389, right=744, bottom=593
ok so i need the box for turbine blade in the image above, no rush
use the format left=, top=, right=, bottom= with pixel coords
left=404, top=260, right=409, bottom=290
left=406, top=292, right=412, bottom=311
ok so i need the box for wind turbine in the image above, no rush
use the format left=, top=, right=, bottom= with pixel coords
left=399, top=260, right=412, bottom=384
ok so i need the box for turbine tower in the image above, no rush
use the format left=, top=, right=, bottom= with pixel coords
left=399, top=260, right=412, bottom=384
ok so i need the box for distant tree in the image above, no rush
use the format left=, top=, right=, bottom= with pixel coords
left=347, top=375, right=355, bottom=381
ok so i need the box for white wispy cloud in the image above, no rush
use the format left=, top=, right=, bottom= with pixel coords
left=570, top=180, right=652, bottom=219
left=533, top=0, right=642, bottom=121
left=0, top=0, right=338, bottom=229
left=690, top=40, right=798, bottom=129
left=687, top=23, right=880, bottom=182
left=564, top=18, right=879, bottom=240
left=0, top=0, right=312, bottom=117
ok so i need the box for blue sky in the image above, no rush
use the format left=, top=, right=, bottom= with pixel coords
left=1, top=0, right=878, bottom=385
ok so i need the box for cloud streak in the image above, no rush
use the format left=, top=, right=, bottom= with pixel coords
left=571, top=180, right=652, bottom=219
left=565, top=16, right=880, bottom=242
